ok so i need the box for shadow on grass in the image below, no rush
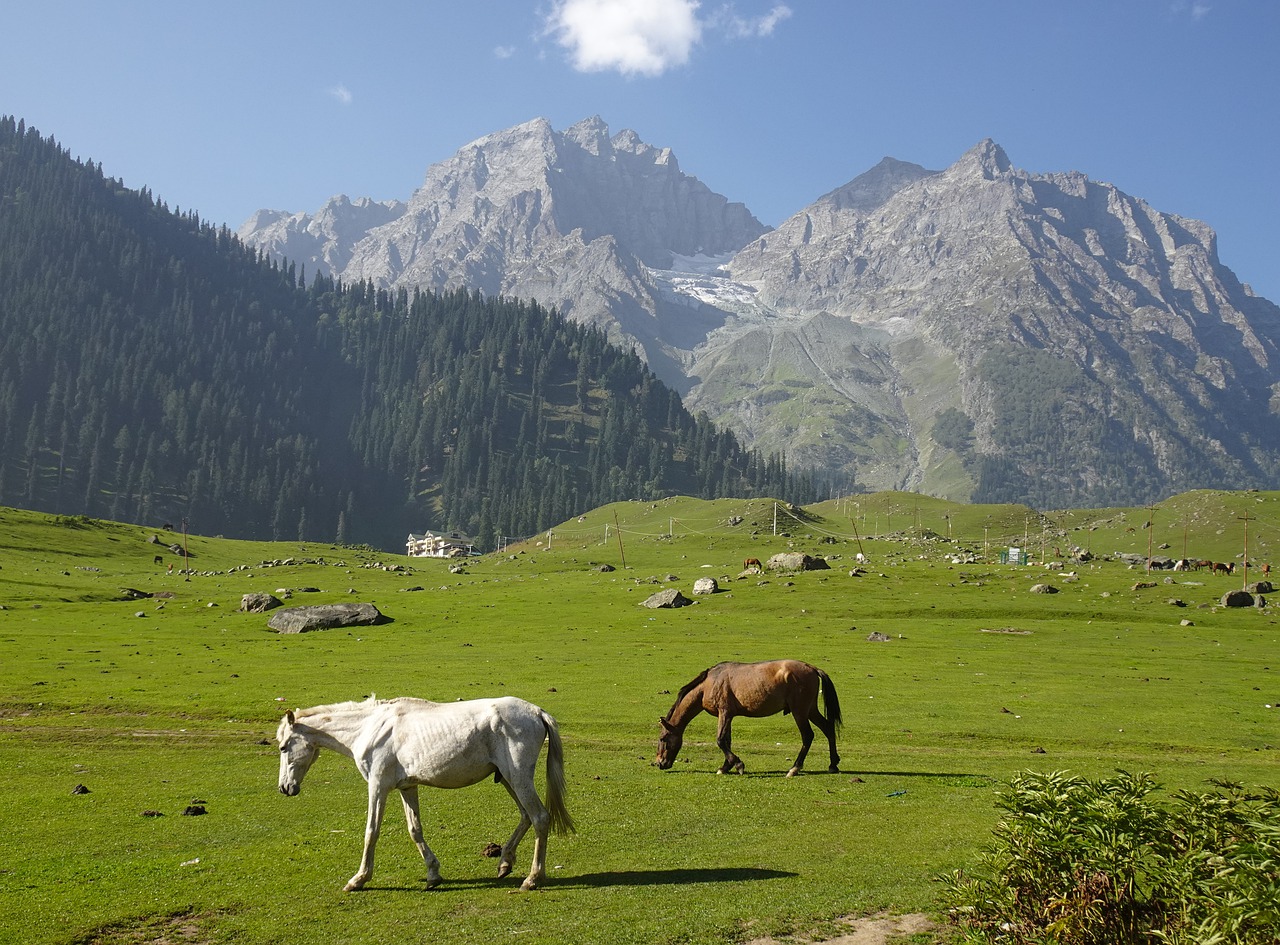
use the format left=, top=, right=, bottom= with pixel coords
left=364, top=867, right=797, bottom=892
left=659, top=767, right=992, bottom=781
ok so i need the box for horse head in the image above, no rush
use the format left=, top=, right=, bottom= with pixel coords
left=653, top=717, right=683, bottom=769
left=277, top=710, right=321, bottom=796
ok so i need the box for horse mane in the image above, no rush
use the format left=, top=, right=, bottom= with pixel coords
left=293, top=696, right=378, bottom=719
left=665, top=668, right=710, bottom=719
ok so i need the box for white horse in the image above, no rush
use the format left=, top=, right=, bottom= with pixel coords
left=276, top=695, right=573, bottom=892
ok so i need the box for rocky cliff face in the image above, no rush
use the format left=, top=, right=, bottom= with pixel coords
left=708, top=139, right=1280, bottom=503
left=239, top=120, right=1280, bottom=507
left=239, top=116, right=765, bottom=367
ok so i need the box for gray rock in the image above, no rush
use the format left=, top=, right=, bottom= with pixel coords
left=1222, top=590, right=1255, bottom=608
left=640, top=588, right=692, bottom=609
left=267, top=602, right=387, bottom=633
left=240, top=592, right=283, bottom=613
left=691, top=577, right=719, bottom=595
left=766, top=553, right=829, bottom=571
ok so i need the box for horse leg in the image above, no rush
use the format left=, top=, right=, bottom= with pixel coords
left=346, top=780, right=391, bottom=891
left=498, top=774, right=550, bottom=890
left=715, top=713, right=745, bottom=774
left=787, top=715, right=815, bottom=778
left=812, top=709, right=840, bottom=773
left=399, top=786, right=442, bottom=888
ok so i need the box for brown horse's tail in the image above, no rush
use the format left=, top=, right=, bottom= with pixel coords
left=818, top=669, right=843, bottom=729
left=541, top=712, right=576, bottom=835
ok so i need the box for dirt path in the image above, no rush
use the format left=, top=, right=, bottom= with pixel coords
left=746, top=913, right=936, bottom=945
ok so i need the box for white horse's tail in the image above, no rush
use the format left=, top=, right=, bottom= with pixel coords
left=541, top=711, right=575, bottom=836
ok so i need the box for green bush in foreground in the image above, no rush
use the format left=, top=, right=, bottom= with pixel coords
left=940, top=771, right=1280, bottom=944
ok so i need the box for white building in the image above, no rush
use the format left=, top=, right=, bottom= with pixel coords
left=406, top=531, right=474, bottom=558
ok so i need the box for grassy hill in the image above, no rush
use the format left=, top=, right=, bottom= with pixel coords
left=1, top=493, right=1276, bottom=944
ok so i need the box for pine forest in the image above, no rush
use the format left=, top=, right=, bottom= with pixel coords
left=0, top=117, right=820, bottom=550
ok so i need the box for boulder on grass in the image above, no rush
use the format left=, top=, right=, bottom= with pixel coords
left=240, top=593, right=282, bottom=613
left=766, top=553, right=829, bottom=572
left=640, top=588, right=692, bottom=609
left=692, top=577, right=719, bottom=595
left=267, top=602, right=386, bottom=633
left=1221, top=590, right=1255, bottom=608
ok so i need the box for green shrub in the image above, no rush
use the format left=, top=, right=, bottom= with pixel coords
left=940, top=771, right=1280, bottom=944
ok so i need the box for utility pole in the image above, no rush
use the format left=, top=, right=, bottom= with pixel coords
left=1145, top=503, right=1158, bottom=573
left=613, top=511, right=626, bottom=569
left=849, top=518, right=866, bottom=560
left=1239, top=513, right=1252, bottom=587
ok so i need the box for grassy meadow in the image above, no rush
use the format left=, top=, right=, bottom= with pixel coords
left=1, top=491, right=1277, bottom=945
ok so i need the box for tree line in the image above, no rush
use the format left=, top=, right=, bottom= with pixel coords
left=0, top=117, right=822, bottom=550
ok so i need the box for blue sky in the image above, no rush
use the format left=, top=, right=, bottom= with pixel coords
left=5, top=1, right=1278, bottom=299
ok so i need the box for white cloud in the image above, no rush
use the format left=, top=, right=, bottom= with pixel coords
left=543, top=0, right=703, bottom=77
left=328, top=84, right=353, bottom=105
left=715, top=3, right=792, bottom=38
left=1171, top=1, right=1211, bottom=19
left=543, top=1, right=793, bottom=77
left=494, top=44, right=517, bottom=59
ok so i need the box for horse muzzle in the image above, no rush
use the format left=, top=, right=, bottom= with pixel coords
left=280, top=783, right=301, bottom=796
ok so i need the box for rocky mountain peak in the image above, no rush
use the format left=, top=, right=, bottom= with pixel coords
left=237, top=122, right=1280, bottom=510
left=817, top=156, right=938, bottom=213
left=954, top=138, right=1013, bottom=179
left=564, top=115, right=611, bottom=154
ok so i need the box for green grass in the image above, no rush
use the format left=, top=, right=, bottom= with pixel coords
left=1, top=495, right=1277, bottom=945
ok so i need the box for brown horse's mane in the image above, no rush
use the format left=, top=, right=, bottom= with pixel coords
left=664, top=667, right=710, bottom=720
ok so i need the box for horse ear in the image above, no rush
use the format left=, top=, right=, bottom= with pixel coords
left=285, top=709, right=295, bottom=725
left=658, top=718, right=673, bottom=733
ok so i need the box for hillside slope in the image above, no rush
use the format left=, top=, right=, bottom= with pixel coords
left=0, top=117, right=812, bottom=549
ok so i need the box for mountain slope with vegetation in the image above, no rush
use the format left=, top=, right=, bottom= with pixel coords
left=0, top=117, right=816, bottom=549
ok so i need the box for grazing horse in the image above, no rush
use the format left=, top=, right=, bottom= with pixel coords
left=1212, top=561, right=1235, bottom=575
left=655, top=660, right=841, bottom=777
left=277, top=696, right=573, bottom=892
left=744, top=557, right=762, bottom=570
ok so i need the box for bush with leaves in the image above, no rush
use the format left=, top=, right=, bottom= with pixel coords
left=939, top=770, right=1280, bottom=944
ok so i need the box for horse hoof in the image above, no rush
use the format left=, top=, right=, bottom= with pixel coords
left=519, top=879, right=539, bottom=891
left=497, top=863, right=512, bottom=879
left=425, top=875, right=442, bottom=889
left=786, top=767, right=800, bottom=778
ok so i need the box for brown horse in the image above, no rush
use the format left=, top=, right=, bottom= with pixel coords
left=655, top=660, right=842, bottom=777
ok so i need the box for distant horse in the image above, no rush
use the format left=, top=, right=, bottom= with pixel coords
left=744, top=557, right=762, bottom=570
left=277, top=696, right=573, bottom=892
left=1212, top=561, right=1235, bottom=575
left=655, top=660, right=841, bottom=777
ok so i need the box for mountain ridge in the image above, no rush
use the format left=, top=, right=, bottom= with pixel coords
left=238, top=116, right=1280, bottom=507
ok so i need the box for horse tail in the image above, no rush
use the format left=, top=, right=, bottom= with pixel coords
left=541, top=712, right=575, bottom=836
left=817, top=669, right=843, bottom=729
